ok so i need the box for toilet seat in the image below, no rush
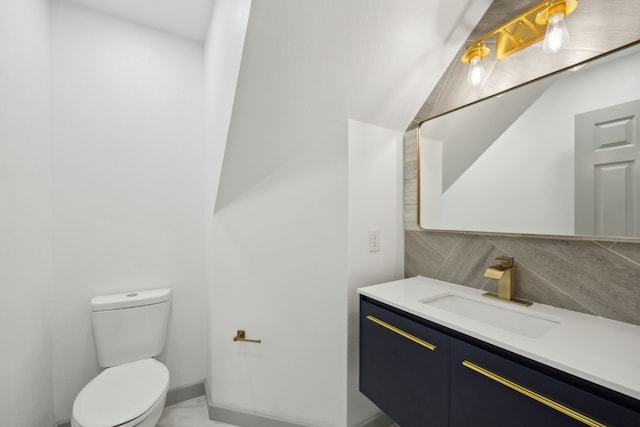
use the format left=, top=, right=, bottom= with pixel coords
left=72, top=358, right=169, bottom=427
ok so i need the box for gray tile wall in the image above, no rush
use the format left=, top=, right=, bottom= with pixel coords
left=404, top=131, right=640, bottom=326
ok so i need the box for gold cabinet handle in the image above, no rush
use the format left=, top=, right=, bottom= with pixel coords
left=366, top=315, right=436, bottom=351
left=233, top=330, right=261, bottom=344
left=462, top=360, right=607, bottom=427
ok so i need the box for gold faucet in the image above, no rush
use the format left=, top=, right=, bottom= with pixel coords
left=482, top=256, right=531, bottom=306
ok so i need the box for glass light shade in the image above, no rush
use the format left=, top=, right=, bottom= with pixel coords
left=543, top=12, right=569, bottom=53
left=467, top=55, right=486, bottom=87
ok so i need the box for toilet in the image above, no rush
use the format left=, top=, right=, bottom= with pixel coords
left=71, top=288, right=171, bottom=427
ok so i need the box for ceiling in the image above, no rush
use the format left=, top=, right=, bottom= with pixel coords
left=65, top=0, right=215, bottom=42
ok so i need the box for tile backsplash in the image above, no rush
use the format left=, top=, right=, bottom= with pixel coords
left=404, top=130, right=640, bottom=326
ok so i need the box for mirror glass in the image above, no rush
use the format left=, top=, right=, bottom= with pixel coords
left=419, top=42, right=640, bottom=238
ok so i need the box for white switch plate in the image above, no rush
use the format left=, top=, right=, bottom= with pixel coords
left=369, top=229, right=380, bottom=252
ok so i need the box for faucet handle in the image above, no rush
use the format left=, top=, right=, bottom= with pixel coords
left=495, top=256, right=514, bottom=268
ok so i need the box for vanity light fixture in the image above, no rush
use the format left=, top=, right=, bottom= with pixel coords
left=461, top=0, right=578, bottom=87
left=461, top=42, right=491, bottom=87
left=536, top=0, right=577, bottom=53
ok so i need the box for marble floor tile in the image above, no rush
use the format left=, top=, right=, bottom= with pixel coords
left=157, top=395, right=239, bottom=427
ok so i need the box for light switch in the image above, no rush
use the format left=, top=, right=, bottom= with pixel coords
left=369, top=229, right=381, bottom=252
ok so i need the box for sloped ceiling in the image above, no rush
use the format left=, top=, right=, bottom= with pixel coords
left=339, top=0, right=493, bottom=131
left=423, top=77, right=553, bottom=191
left=64, top=0, right=215, bottom=41
left=214, top=0, right=493, bottom=209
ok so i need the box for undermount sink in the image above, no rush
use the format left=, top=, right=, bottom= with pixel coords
left=420, top=293, right=561, bottom=338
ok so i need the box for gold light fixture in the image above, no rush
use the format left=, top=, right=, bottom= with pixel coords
left=461, top=42, right=491, bottom=87
left=461, top=0, right=578, bottom=87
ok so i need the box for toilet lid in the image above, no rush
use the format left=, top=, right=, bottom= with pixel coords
left=73, top=358, right=169, bottom=427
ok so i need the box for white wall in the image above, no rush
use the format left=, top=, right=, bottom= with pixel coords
left=203, top=1, right=251, bottom=391
left=50, top=2, right=208, bottom=421
left=208, top=1, right=491, bottom=426
left=0, top=1, right=54, bottom=425
left=440, top=49, right=640, bottom=235
left=347, top=119, right=404, bottom=426
left=209, top=3, right=351, bottom=424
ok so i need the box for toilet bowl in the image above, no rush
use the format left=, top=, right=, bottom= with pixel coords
left=72, top=358, right=169, bottom=427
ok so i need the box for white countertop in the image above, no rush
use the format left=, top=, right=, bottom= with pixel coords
left=358, top=276, right=640, bottom=401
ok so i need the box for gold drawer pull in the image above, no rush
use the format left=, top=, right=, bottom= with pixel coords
left=366, top=315, right=436, bottom=351
left=462, top=360, right=607, bottom=427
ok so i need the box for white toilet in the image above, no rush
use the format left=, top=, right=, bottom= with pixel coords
left=71, top=288, right=172, bottom=427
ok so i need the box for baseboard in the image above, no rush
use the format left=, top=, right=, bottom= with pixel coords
left=359, top=413, right=393, bottom=427
left=164, top=381, right=206, bottom=407
left=209, top=405, right=308, bottom=427
left=207, top=405, right=391, bottom=427
left=55, top=380, right=206, bottom=427
left=204, top=381, right=392, bottom=427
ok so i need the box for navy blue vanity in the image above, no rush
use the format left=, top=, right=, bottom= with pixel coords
left=359, top=277, right=640, bottom=427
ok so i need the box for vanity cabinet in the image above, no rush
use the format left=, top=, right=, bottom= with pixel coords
left=360, top=296, right=640, bottom=427
left=450, top=338, right=640, bottom=427
left=360, top=299, right=450, bottom=427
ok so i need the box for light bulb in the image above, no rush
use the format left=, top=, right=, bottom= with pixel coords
left=543, top=12, right=569, bottom=53
left=467, top=55, right=486, bottom=87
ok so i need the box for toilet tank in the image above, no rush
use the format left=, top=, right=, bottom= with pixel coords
left=91, top=288, right=171, bottom=368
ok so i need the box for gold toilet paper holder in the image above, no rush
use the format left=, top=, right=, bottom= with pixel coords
left=233, top=330, right=261, bottom=344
